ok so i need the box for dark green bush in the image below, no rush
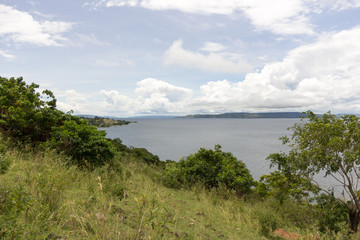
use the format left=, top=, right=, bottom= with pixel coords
left=49, top=119, right=115, bottom=169
left=0, top=76, right=116, bottom=169
left=162, top=145, right=254, bottom=194
left=0, top=76, right=59, bottom=144
left=315, top=193, right=348, bottom=233
left=0, top=154, right=11, bottom=175
left=130, top=147, right=160, bottom=165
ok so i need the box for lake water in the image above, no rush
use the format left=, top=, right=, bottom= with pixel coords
left=102, top=118, right=299, bottom=179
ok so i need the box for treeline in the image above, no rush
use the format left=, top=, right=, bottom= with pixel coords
left=1, top=76, right=360, bottom=238
left=0, top=76, right=158, bottom=169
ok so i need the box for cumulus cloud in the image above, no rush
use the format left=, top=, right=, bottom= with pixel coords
left=58, top=27, right=360, bottom=116
left=85, top=0, right=360, bottom=35
left=0, top=4, right=73, bottom=46
left=100, top=78, right=193, bottom=115
left=192, top=26, right=360, bottom=113
left=164, top=40, right=252, bottom=73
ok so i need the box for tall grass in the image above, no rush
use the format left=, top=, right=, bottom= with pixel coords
left=1, top=148, right=359, bottom=239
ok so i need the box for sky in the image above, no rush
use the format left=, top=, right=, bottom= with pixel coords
left=1, top=0, right=360, bottom=117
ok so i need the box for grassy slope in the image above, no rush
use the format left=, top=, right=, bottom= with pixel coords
left=0, top=150, right=357, bottom=239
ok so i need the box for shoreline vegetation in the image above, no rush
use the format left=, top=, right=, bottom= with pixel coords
left=80, top=116, right=136, bottom=128
left=2, top=76, right=360, bottom=239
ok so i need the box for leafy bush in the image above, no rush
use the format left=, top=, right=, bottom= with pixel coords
left=162, top=145, right=254, bottom=194
left=130, top=147, right=161, bottom=165
left=0, top=154, right=11, bottom=175
left=0, top=185, right=32, bottom=238
left=0, top=76, right=59, bottom=144
left=0, top=76, right=116, bottom=169
left=49, top=119, right=115, bottom=168
left=315, top=194, right=348, bottom=233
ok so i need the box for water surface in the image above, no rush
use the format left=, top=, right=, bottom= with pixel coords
left=102, top=118, right=298, bottom=179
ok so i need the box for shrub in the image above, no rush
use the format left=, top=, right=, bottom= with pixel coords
left=49, top=119, right=115, bottom=169
left=315, top=193, right=348, bottom=233
left=0, top=154, right=11, bottom=175
left=0, top=76, right=116, bottom=169
left=162, top=145, right=254, bottom=194
left=130, top=147, right=160, bottom=165
left=0, top=76, right=59, bottom=144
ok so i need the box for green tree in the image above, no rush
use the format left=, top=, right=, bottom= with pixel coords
left=0, top=76, right=115, bottom=169
left=162, top=145, right=254, bottom=194
left=268, top=111, right=360, bottom=232
left=0, top=76, right=59, bottom=143
left=49, top=118, right=115, bottom=168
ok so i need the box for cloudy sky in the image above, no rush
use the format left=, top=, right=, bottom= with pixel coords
left=1, top=0, right=360, bottom=116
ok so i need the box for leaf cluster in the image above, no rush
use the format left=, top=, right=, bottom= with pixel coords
left=162, top=145, right=254, bottom=194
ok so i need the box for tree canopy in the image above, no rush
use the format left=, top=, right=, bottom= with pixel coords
left=268, top=111, right=360, bottom=232
left=0, top=76, right=115, bottom=168
left=162, top=145, right=254, bottom=194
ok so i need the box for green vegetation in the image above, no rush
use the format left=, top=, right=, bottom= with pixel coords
left=268, top=111, right=360, bottom=233
left=0, top=76, right=116, bottom=169
left=2, top=76, right=360, bottom=239
left=162, top=145, right=254, bottom=195
left=83, top=116, right=134, bottom=128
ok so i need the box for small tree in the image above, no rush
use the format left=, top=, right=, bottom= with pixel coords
left=49, top=118, right=115, bottom=169
left=269, top=111, right=360, bottom=232
left=0, top=76, right=59, bottom=143
left=162, top=145, right=254, bottom=194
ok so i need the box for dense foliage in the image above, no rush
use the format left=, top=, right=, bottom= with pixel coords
left=0, top=76, right=60, bottom=143
left=162, top=145, right=254, bottom=194
left=84, top=116, right=133, bottom=128
left=49, top=119, right=115, bottom=168
left=2, top=75, right=360, bottom=237
left=268, top=111, right=360, bottom=232
left=257, top=153, right=318, bottom=203
left=0, top=76, right=115, bottom=168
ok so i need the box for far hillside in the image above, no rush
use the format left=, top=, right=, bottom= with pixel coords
left=184, top=112, right=307, bottom=118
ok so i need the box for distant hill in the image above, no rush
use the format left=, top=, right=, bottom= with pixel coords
left=184, top=112, right=307, bottom=119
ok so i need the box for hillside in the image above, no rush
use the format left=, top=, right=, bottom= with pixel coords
left=0, top=148, right=326, bottom=240
left=1, top=77, right=359, bottom=239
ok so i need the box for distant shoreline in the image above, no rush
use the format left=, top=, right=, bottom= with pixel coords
left=183, top=112, right=307, bottom=119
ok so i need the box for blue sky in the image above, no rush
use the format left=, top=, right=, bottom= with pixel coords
left=1, top=0, right=360, bottom=116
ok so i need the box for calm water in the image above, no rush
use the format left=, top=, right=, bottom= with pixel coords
left=102, top=118, right=299, bottom=179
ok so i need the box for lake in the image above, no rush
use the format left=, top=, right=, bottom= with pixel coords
left=102, top=118, right=299, bottom=179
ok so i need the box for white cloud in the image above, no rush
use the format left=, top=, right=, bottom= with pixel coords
left=192, top=26, right=360, bottom=113
left=164, top=40, right=252, bottom=73
left=200, top=42, right=226, bottom=52
left=135, top=78, right=193, bottom=101
left=0, top=49, right=15, bottom=60
left=85, top=0, right=360, bottom=35
left=58, top=27, right=360, bottom=116
left=100, top=78, right=192, bottom=115
left=0, top=4, right=73, bottom=46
